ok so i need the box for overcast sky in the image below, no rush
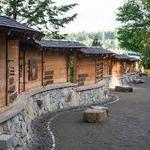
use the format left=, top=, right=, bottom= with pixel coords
left=56, top=0, right=125, bottom=33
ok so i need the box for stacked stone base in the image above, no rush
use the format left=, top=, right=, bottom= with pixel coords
left=0, top=73, right=141, bottom=149
left=103, top=72, right=141, bottom=89
left=0, top=82, right=108, bottom=149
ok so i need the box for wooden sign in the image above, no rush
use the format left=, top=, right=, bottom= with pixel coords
left=28, top=59, right=38, bottom=81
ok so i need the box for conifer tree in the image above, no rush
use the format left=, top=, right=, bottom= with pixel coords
left=92, top=36, right=103, bottom=47
left=0, top=0, right=78, bottom=33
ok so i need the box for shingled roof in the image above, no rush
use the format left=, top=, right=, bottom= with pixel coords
left=36, top=40, right=86, bottom=48
left=128, top=57, right=140, bottom=61
left=115, top=54, right=131, bottom=60
left=0, top=16, right=41, bottom=34
left=80, top=47, right=114, bottom=55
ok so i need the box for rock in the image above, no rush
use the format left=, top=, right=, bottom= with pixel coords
left=132, top=79, right=145, bottom=84
left=83, top=108, right=108, bottom=123
left=90, top=106, right=109, bottom=115
left=0, top=134, right=14, bottom=150
left=115, top=86, right=133, bottom=92
left=0, top=125, right=4, bottom=134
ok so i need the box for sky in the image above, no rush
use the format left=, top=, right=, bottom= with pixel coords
left=56, top=0, right=125, bottom=33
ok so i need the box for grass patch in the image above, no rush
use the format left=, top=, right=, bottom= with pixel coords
left=144, top=69, right=150, bottom=74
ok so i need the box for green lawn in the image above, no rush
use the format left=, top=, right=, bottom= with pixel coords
left=144, top=69, right=150, bottom=74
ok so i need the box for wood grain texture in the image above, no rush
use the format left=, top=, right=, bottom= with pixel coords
left=25, top=49, right=42, bottom=90
left=0, top=34, right=6, bottom=107
left=77, top=57, right=96, bottom=85
left=7, top=40, right=19, bottom=103
left=43, top=51, right=67, bottom=85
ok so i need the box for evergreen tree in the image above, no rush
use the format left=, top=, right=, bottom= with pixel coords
left=92, top=35, right=103, bottom=47
left=0, top=0, right=78, bottom=33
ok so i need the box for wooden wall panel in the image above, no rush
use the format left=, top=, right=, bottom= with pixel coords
left=25, top=49, right=42, bottom=90
left=77, top=57, right=96, bottom=86
left=120, top=61, right=127, bottom=74
left=127, top=61, right=134, bottom=73
left=7, top=40, right=19, bottom=104
left=0, top=34, right=6, bottom=107
left=116, top=61, right=121, bottom=75
left=112, top=59, right=123, bottom=76
left=19, top=49, right=25, bottom=93
left=103, top=58, right=112, bottom=76
left=96, top=56, right=103, bottom=82
left=112, top=60, right=117, bottom=75
left=43, top=51, right=67, bottom=85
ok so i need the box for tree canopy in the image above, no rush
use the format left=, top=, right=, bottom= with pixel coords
left=0, top=0, right=77, bottom=34
left=92, top=35, right=103, bottom=47
left=117, top=0, right=150, bottom=68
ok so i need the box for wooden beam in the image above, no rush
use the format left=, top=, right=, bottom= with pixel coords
left=23, top=49, right=25, bottom=91
left=41, top=49, right=44, bottom=86
left=5, top=36, right=8, bottom=106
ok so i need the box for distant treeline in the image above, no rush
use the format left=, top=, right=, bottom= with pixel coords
left=65, top=31, right=117, bottom=48
left=66, top=31, right=116, bottom=41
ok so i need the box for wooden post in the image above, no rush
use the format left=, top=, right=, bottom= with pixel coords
left=41, top=48, right=44, bottom=86
left=95, top=56, right=97, bottom=83
left=18, top=43, right=20, bottom=94
left=23, top=49, right=25, bottom=91
left=73, top=51, right=77, bottom=83
left=5, top=36, right=8, bottom=106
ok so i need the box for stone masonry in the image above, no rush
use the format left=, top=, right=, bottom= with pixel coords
left=0, top=82, right=107, bottom=150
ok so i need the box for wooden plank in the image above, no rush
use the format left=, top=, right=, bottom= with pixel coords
left=43, top=54, right=67, bottom=85
left=7, top=40, right=19, bottom=104
left=0, top=34, right=6, bottom=107
left=77, top=57, right=96, bottom=86
left=25, top=48, right=42, bottom=90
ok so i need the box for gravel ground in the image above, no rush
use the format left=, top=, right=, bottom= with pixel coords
left=29, top=76, right=150, bottom=150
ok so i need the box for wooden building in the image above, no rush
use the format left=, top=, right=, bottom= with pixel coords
left=36, top=40, right=86, bottom=86
left=79, top=47, right=114, bottom=85
left=0, top=16, right=42, bottom=107
left=0, top=16, right=139, bottom=108
left=112, top=54, right=137, bottom=76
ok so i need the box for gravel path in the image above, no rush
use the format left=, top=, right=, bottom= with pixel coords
left=29, top=76, right=150, bottom=150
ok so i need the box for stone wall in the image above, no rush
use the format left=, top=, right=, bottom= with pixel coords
left=103, top=72, right=140, bottom=89
left=0, top=82, right=107, bottom=150
left=77, top=83, right=108, bottom=105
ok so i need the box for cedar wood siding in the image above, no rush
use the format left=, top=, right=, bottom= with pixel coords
left=0, top=34, right=6, bottom=107
left=25, top=48, right=42, bottom=90
left=77, top=56, right=96, bottom=86
left=43, top=50, right=67, bottom=85
left=7, top=40, right=19, bottom=104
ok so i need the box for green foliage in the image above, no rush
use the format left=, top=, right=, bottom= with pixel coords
left=67, top=31, right=116, bottom=47
left=45, top=31, right=68, bottom=40
left=0, top=0, right=78, bottom=33
left=144, top=69, right=150, bottom=74
left=92, top=36, right=103, bottom=47
left=117, top=0, right=150, bottom=68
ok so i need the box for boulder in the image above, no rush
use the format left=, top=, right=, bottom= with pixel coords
left=83, top=107, right=108, bottom=123
left=132, top=79, right=144, bottom=84
left=115, top=86, right=133, bottom=92
left=90, top=106, right=109, bottom=115
left=0, top=134, right=13, bottom=150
